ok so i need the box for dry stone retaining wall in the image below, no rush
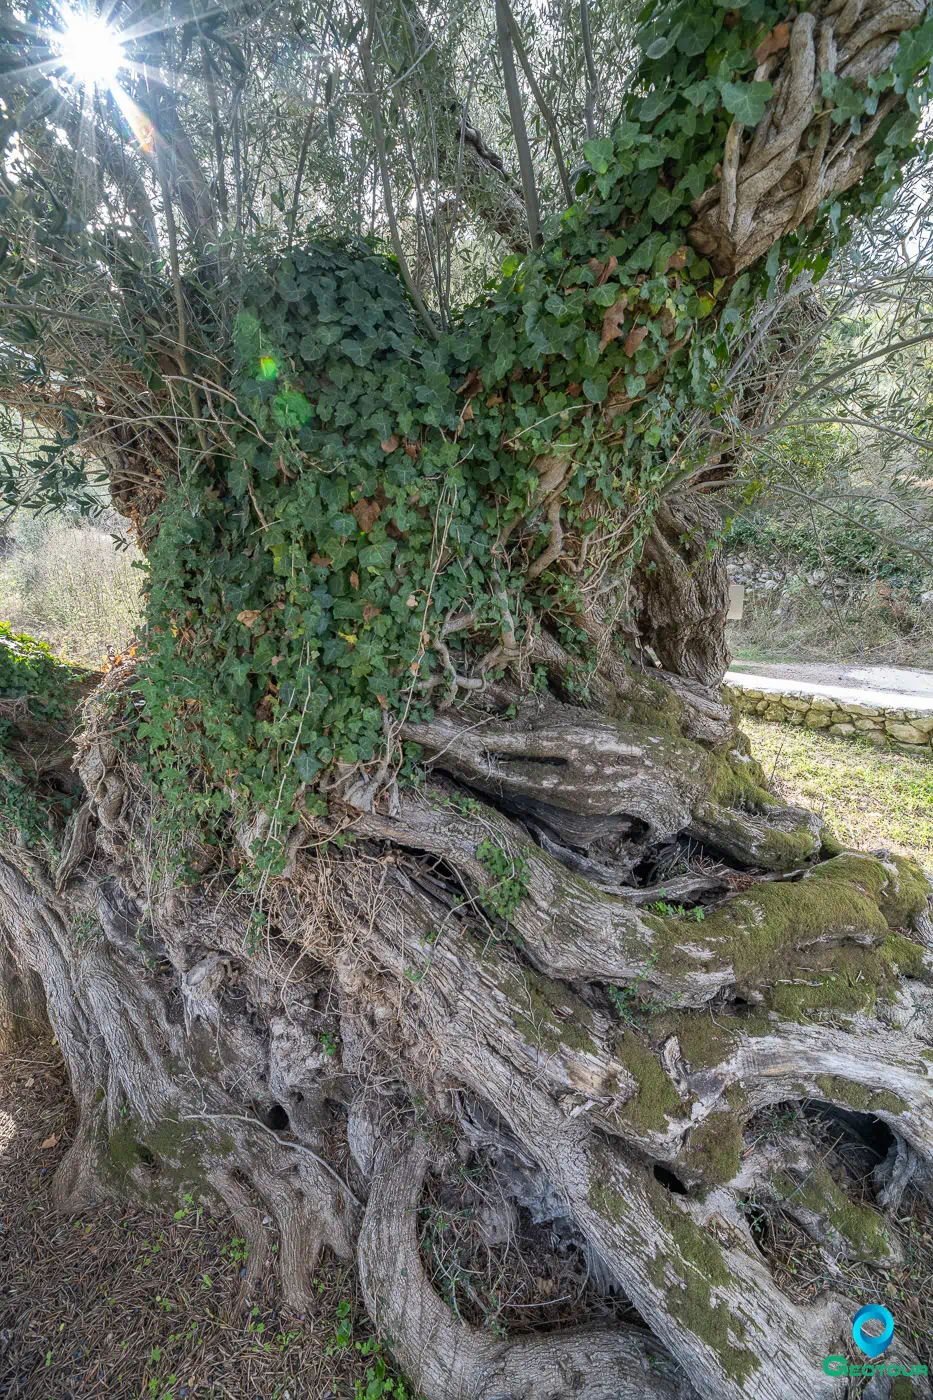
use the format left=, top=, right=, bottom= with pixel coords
left=724, top=682, right=933, bottom=759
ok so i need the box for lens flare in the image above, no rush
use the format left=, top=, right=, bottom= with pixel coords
left=56, top=9, right=125, bottom=89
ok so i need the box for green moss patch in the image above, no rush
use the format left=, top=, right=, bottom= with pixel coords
left=614, top=1032, right=686, bottom=1133
left=814, top=1075, right=908, bottom=1117
left=106, top=1112, right=231, bottom=1205
left=772, top=1165, right=892, bottom=1261
left=505, top=962, right=599, bottom=1058
left=644, top=1179, right=760, bottom=1385
left=652, top=854, right=931, bottom=1020
left=677, top=1110, right=744, bottom=1187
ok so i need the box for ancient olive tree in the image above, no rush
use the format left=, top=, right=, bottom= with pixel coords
left=2, top=0, right=933, bottom=1395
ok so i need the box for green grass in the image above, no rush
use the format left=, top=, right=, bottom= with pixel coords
left=726, top=580, right=933, bottom=670
left=741, top=716, right=933, bottom=868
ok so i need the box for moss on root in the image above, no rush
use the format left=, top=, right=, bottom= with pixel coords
left=590, top=1165, right=760, bottom=1381
left=506, top=963, right=599, bottom=1058
left=700, top=749, right=821, bottom=871
left=613, top=1032, right=687, bottom=1132
left=875, top=853, right=932, bottom=929
left=643, top=1179, right=760, bottom=1385
left=609, top=670, right=688, bottom=737
left=656, top=1013, right=737, bottom=1070
left=651, top=853, right=930, bottom=1023
left=106, top=1112, right=231, bottom=1205
left=677, top=1109, right=744, bottom=1188
left=772, top=1165, right=893, bottom=1261
left=814, top=1075, right=908, bottom=1116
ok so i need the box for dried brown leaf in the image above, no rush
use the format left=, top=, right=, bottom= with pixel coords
left=456, top=368, right=483, bottom=397
left=624, top=325, right=649, bottom=357
left=588, top=254, right=618, bottom=286
left=351, top=499, right=381, bottom=533
left=754, top=22, right=790, bottom=63
left=598, top=296, right=628, bottom=353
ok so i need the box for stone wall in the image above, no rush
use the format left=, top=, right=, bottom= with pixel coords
left=726, top=556, right=933, bottom=608
left=724, top=682, right=933, bottom=759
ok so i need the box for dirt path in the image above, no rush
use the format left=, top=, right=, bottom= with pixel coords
left=728, top=659, right=933, bottom=700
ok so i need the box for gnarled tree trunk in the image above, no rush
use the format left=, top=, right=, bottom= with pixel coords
left=2, top=0, right=933, bottom=1397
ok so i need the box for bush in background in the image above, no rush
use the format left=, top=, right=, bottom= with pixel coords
left=724, top=511, right=928, bottom=586
left=728, top=576, right=933, bottom=668
left=0, top=511, right=144, bottom=667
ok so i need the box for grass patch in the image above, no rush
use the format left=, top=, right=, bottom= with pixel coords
left=726, top=579, right=933, bottom=670
left=0, top=513, right=143, bottom=668
left=741, top=716, right=933, bottom=867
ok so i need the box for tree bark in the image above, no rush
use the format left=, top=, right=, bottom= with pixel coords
left=2, top=1, right=933, bottom=1396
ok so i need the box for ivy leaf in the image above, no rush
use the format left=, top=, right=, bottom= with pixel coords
left=582, top=138, right=615, bottom=175
left=639, top=23, right=682, bottom=59
left=591, top=283, right=622, bottom=307
left=582, top=377, right=608, bottom=403
left=893, top=16, right=933, bottom=86
left=675, top=166, right=708, bottom=201
left=272, top=389, right=313, bottom=429
left=648, top=186, right=683, bottom=223
left=830, top=81, right=866, bottom=126
left=677, top=14, right=720, bottom=56
left=683, top=80, right=714, bottom=109
left=765, top=240, right=781, bottom=287
left=639, top=88, right=676, bottom=123
left=720, top=80, right=773, bottom=127
left=294, top=752, right=322, bottom=782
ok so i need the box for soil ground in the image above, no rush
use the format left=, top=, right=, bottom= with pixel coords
left=0, top=1040, right=405, bottom=1400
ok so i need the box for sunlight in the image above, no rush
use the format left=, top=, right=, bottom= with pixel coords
left=55, top=7, right=126, bottom=90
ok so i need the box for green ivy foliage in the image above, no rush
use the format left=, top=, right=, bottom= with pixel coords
left=135, top=0, right=933, bottom=867
left=0, top=622, right=87, bottom=848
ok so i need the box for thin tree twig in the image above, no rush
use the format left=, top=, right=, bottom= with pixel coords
left=288, top=68, right=323, bottom=244
left=759, top=331, right=933, bottom=437
left=501, top=0, right=573, bottom=207
left=579, top=0, right=600, bottom=142
left=494, top=0, right=541, bottom=248
left=182, top=1111, right=362, bottom=1208
left=360, top=0, right=439, bottom=337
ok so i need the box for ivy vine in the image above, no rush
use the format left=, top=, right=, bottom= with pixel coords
left=127, top=0, right=933, bottom=867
